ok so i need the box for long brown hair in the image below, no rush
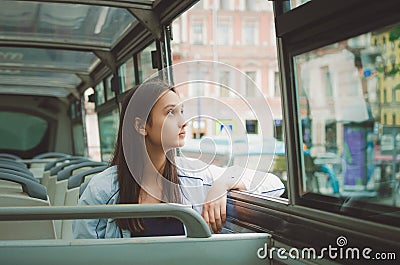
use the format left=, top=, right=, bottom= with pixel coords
left=110, top=79, right=181, bottom=234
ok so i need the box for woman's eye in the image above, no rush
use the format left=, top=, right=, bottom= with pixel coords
left=167, top=109, right=174, bottom=115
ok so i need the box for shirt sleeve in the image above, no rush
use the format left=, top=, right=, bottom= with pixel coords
left=205, top=164, right=285, bottom=197
left=72, top=180, right=108, bottom=239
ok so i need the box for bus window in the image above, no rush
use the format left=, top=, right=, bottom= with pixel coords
left=137, top=42, right=158, bottom=83
left=171, top=0, right=286, bottom=198
left=70, top=101, right=85, bottom=156
left=98, top=109, right=119, bottom=162
left=105, top=75, right=114, bottom=101
left=72, top=123, right=85, bottom=156
left=119, top=57, right=136, bottom=92
left=294, top=22, right=400, bottom=215
left=95, top=82, right=106, bottom=106
left=0, top=111, right=48, bottom=151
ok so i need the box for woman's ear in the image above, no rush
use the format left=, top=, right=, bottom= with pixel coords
left=134, top=117, right=147, bottom=136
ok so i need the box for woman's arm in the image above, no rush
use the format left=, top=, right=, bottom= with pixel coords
left=72, top=169, right=118, bottom=239
left=202, top=165, right=285, bottom=233
left=72, top=182, right=108, bottom=239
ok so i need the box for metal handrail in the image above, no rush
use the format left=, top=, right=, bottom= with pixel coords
left=0, top=204, right=211, bottom=238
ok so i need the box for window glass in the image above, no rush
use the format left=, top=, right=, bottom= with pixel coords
left=72, top=123, right=85, bottom=156
left=0, top=1, right=137, bottom=47
left=105, top=75, right=114, bottom=101
left=243, top=20, right=258, bottom=45
left=246, top=120, right=258, bottom=134
left=137, top=42, right=158, bottom=83
left=95, top=82, right=105, bottom=106
left=245, top=71, right=257, bottom=97
left=98, top=109, right=119, bottom=162
left=70, top=103, right=76, bottom=120
left=217, top=19, right=232, bottom=45
left=172, top=0, right=284, bottom=197
left=191, top=21, right=205, bottom=45
left=295, top=22, right=400, bottom=212
left=0, top=111, right=47, bottom=151
left=119, top=57, right=136, bottom=92
left=219, top=70, right=231, bottom=97
left=245, top=0, right=256, bottom=11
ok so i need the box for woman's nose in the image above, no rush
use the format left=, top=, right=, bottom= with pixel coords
left=178, top=112, right=186, bottom=128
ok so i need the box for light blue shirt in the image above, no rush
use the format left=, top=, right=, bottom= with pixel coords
left=73, top=157, right=285, bottom=239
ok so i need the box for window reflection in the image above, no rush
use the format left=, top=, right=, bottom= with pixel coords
left=295, top=23, right=400, bottom=207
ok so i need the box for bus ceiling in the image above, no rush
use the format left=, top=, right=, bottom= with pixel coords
left=0, top=0, right=199, bottom=102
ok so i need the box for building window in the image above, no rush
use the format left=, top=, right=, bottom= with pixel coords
left=192, top=119, right=206, bottom=139
left=219, top=70, right=231, bottom=97
left=191, top=21, right=204, bottom=45
left=246, top=120, right=258, bottom=134
left=243, top=21, right=258, bottom=45
left=325, top=122, right=337, bottom=153
left=217, top=20, right=232, bottom=45
left=245, top=71, right=257, bottom=97
left=219, top=0, right=231, bottom=10
left=274, top=71, right=281, bottom=97
left=245, top=0, right=256, bottom=11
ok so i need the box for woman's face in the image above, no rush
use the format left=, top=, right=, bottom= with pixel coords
left=145, top=90, right=186, bottom=150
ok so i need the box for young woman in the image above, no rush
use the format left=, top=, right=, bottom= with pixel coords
left=73, top=79, right=284, bottom=239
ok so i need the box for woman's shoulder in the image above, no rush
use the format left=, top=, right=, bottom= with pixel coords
left=85, top=165, right=118, bottom=195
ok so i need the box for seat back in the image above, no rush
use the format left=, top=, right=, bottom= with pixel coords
left=0, top=174, right=55, bottom=240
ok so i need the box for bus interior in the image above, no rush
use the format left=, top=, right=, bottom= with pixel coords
left=0, top=0, right=399, bottom=264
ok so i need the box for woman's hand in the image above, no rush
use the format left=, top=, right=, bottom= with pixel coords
left=202, top=181, right=228, bottom=233
left=201, top=166, right=247, bottom=233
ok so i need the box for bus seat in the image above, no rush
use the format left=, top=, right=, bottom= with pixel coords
left=48, top=158, right=89, bottom=179
left=28, top=158, right=60, bottom=180
left=44, top=156, right=87, bottom=172
left=57, top=161, right=107, bottom=183
left=0, top=168, right=39, bottom=183
left=49, top=161, right=106, bottom=205
left=45, top=159, right=89, bottom=201
left=0, top=180, right=23, bottom=193
left=0, top=193, right=55, bottom=240
left=0, top=173, right=47, bottom=200
left=33, top=152, right=69, bottom=159
left=0, top=164, right=33, bottom=177
left=0, top=173, right=55, bottom=240
left=0, top=153, right=20, bottom=160
left=61, top=166, right=107, bottom=239
left=41, top=156, right=77, bottom=186
left=49, top=163, right=106, bottom=238
left=0, top=159, right=28, bottom=169
left=67, top=166, right=108, bottom=191
left=0, top=169, right=39, bottom=193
